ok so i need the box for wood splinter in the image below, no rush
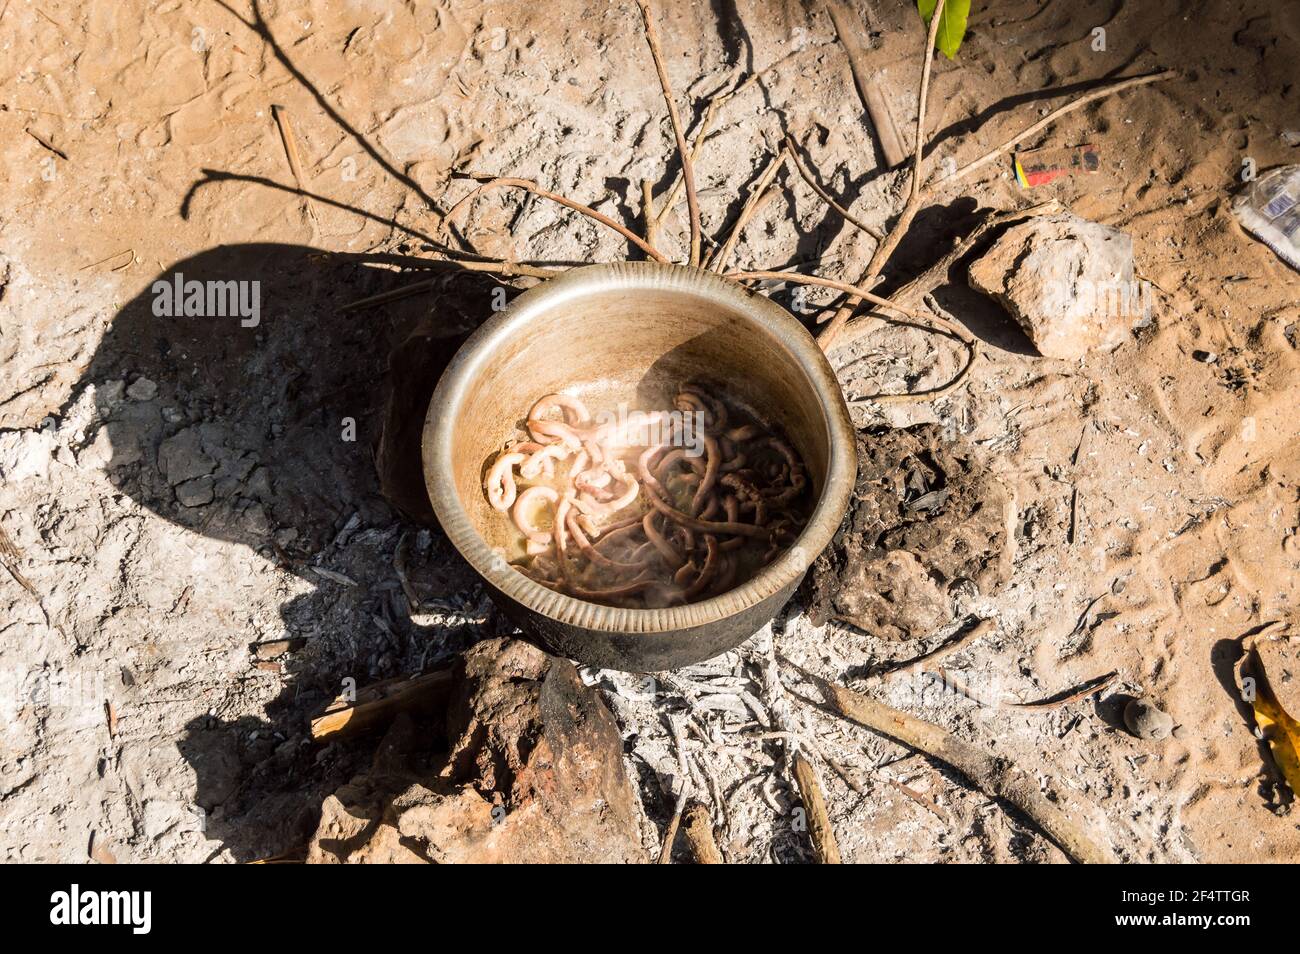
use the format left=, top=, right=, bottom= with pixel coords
left=310, top=669, right=453, bottom=741
left=792, top=750, right=842, bottom=864
left=682, top=801, right=725, bottom=864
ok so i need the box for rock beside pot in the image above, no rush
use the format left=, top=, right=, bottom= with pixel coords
left=307, top=638, right=647, bottom=863
left=967, top=211, right=1142, bottom=359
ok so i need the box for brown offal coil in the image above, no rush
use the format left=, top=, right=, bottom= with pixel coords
left=483, top=386, right=811, bottom=609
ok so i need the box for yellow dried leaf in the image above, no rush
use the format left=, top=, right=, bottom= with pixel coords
left=1253, top=684, right=1300, bottom=794
left=1243, top=643, right=1300, bottom=795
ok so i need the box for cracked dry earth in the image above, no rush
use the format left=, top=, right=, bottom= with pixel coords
left=2, top=0, right=1299, bottom=862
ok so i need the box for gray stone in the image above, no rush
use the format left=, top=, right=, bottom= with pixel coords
left=126, top=376, right=158, bottom=401
left=968, top=212, right=1140, bottom=359
left=158, top=427, right=215, bottom=486
left=245, top=466, right=273, bottom=501
left=175, top=475, right=215, bottom=507
left=1123, top=697, right=1174, bottom=741
left=79, top=426, right=142, bottom=470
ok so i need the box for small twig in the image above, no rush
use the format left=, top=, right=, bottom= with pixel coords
left=653, top=97, right=722, bottom=228
left=886, top=776, right=947, bottom=820
left=710, top=149, right=788, bottom=272
left=0, top=527, right=42, bottom=619
left=786, top=661, right=1114, bottom=864
left=310, top=669, right=453, bottom=740
left=447, top=174, right=668, bottom=262
left=1012, top=671, right=1118, bottom=711
left=726, top=270, right=913, bottom=318
left=78, top=248, right=135, bottom=272
left=658, top=794, right=688, bottom=863
left=653, top=68, right=769, bottom=227
left=784, top=133, right=884, bottom=241
left=657, top=713, right=695, bottom=863
left=339, top=260, right=564, bottom=312
left=636, top=0, right=701, bottom=266
left=928, top=668, right=998, bottom=707
left=1068, top=486, right=1080, bottom=546
left=792, top=751, right=842, bottom=864
left=25, top=127, right=67, bottom=160
left=874, top=617, right=993, bottom=680
left=682, top=801, right=724, bottom=864
left=945, top=69, right=1178, bottom=185
left=0, top=524, right=64, bottom=642
left=812, top=274, right=883, bottom=322
left=270, top=104, right=319, bottom=228
left=843, top=293, right=977, bottom=404
left=929, top=667, right=1118, bottom=711
left=641, top=179, right=659, bottom=248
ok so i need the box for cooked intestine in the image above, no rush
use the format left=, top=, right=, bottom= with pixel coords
left=482, top=385, right=810, bottom=608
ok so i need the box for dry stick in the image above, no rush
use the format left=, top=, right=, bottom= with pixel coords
left=787, top=663, right=1114, bottom=864
left=812, top=274, right=884, bottom=322
left=0, top=524, right=52, bottom=628
left=825, top=0, right=907, bottom=169
left=447, top=174, right=668, bottom=263
left=713, top=188, right=781, bottom=269
left=873, top=617, right=994, bottom=680
left=25, top=127, right=68, bottom=160
left=79, top=248, right=135, bottom=271
left=310, top=669, right=453, bottom=740
left=933, top=667, right=1119, bottom=711
left=709, top=181, right=780, bottom=274
left=653, top=68, right=767, bottom=228
left=682, top=802, right=725, bottom=864
left=710, top=149, right=788, bottom=273
left=340, top=260, right=566, bottom=312
left=792, top=751, right=842, bottom=863
left=636, top=0, right=701, bottom=266
left=945, top=69, right=1178, bottom=185
left=844, top=292, right=976, bottom=404
left=270, top=104, right=319, bottom=228
left=1013, top=670, right=1118, bottom=711
left=784, top=134, right=884, bottom=241
left=641, top=179, right=660, bottom=247
left=652, top=96, right=722, bottom=228
left=658, top=796, right=687, bottom=863
left=726, top=270, right=913, bottom=318
left=817, top=0, right=945, bottom=351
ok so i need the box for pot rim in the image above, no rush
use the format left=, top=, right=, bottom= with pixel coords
left=422, top=261, right=856, bottom=635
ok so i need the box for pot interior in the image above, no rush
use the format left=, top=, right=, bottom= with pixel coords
left=448, top=276, right=834, bottom=562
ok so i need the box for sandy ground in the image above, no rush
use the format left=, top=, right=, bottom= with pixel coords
left=1, top=0, right=1298, bottom=863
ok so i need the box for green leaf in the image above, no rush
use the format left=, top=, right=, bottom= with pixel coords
left=917, top=0, right=970, bottom=60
